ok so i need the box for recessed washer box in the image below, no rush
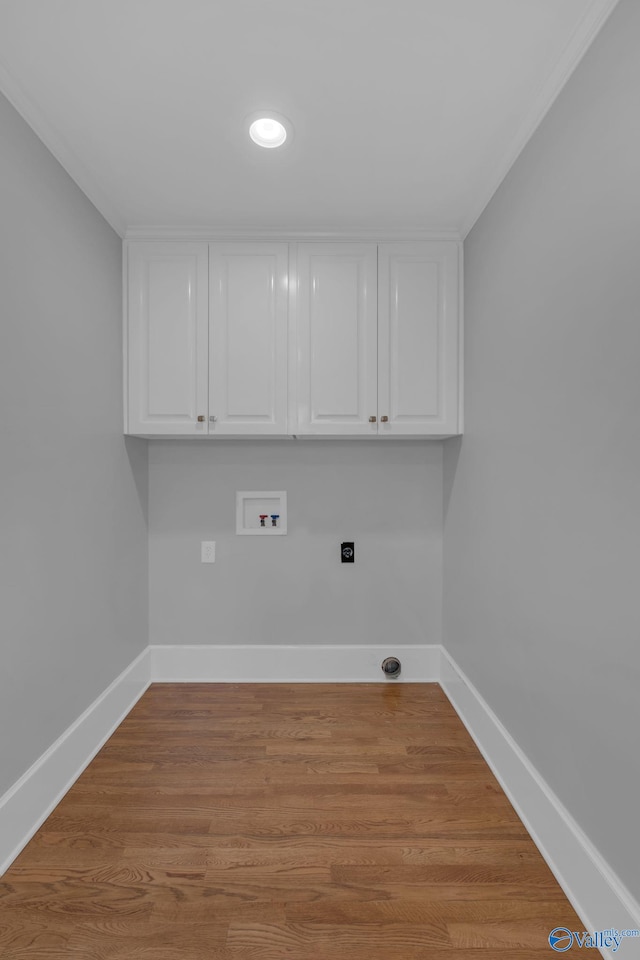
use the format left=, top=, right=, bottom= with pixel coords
left=236, top=491, right=287, bottom=535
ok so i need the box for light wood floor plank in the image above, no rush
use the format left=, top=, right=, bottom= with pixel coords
left=0, top=683, right=583, bottom=957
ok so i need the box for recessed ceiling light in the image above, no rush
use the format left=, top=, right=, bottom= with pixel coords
left=248, top=115, right=289, bottom=149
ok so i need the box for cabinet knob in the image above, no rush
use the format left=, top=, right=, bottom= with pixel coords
left=381, top=416, right=389, bottom=423
left=209, top=416, right=217, bottom=422
left=197, top=415, right=205, bottom=422
left=369, top=416, right=377, bottom=423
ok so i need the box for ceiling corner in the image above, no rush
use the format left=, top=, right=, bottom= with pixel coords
left=0, top=59, right=127, bottom=237
left=459, top=0, right=621, bottom=239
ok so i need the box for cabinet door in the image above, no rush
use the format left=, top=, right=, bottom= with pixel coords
left=295, top=243, right=378, bottom=435
left=209, top=243, right=288, bottom=435
left=378, top=242, right=460, bottom=436
left=127, top=242, right=209, bottom=435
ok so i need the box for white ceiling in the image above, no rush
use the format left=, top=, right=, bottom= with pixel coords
left=0, top=0, right=619, bottom=238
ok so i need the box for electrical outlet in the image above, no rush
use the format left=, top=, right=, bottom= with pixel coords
left=341, top=541, right=355, bottom=563
left=201, top=541, right=216, bottom=563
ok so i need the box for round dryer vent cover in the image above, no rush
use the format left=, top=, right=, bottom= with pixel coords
left=381, top=657, right=401, bottom=679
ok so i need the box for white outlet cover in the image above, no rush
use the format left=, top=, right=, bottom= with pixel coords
left=201, top=541, right=216, bottom=562
left=236, top=491, right=287, bottom=535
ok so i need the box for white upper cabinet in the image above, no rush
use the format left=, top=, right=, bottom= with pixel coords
left=209, top=243, right=288, bottom=435
left=378, top=242, right=460, bottom=436
left=126, top=241, right=289, bottom=437
left=125, top=238, right=461, bottom=438
left=293, top=241, right=460, bottom=437
left=127, top=242, right=209, bottom=435
left=295, top=243, right=378, bottom=436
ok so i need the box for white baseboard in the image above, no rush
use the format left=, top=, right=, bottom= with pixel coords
left=0, top=647, right=151, bottom=876
left=149, top=643, right=441, bottom=683
left=440, top=648, right=640, bottom=960
left=0, top=643, right=436, bottom=876
left=2, top=637, right=638, bottom=959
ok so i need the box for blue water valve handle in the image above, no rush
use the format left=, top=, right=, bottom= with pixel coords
left=270, top=514, right=279, bottom=527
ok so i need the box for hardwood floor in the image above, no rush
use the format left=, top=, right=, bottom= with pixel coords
left=0, top=683, right=582, bottom=958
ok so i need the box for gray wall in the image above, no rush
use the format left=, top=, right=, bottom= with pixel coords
left=443, top=0, right=640, bottom=899
left=149, top=440, right=442, bottom=647
left=0, top=93, right=148, bottom=796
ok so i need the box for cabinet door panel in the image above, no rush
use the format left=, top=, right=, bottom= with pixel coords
left=378, top=242, right=459, bottom=435
left=209, top=243, right=288, bottom=435
left=127, top=242, right=208, bottom=435
left=296, top=243, right=377, bottom=435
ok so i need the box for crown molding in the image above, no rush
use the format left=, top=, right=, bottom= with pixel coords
left=0, top=60, right=127, bottom=237
left=0, top=0, right=619, bottom=244
left=125, top=225, right=462, bottom=242
left=461, top=0, right=621, bottom=238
